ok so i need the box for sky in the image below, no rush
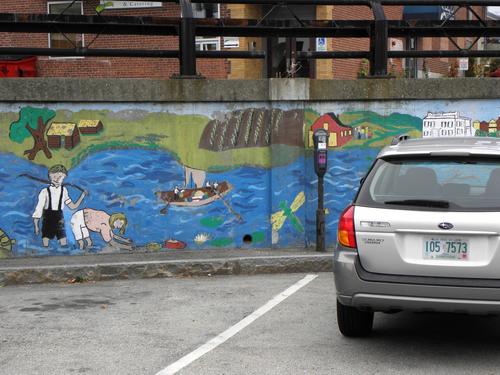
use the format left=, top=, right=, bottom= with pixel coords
left=489, top=7, right=500, bottom=18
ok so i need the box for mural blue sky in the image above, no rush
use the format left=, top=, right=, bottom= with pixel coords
left=311, top=100, right=500, bottom=122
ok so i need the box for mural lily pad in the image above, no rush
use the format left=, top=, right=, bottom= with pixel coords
left=209, top=237, right=233, bottom=248
left=251, top=231, right=265, bottom=243
left=200, top=216, right=224, bottom=228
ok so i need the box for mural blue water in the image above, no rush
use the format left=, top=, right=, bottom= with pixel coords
left=0, top=149, right=272, bottom=255
left=305, top=148, right=379, bottom=246
left=0, top=147, right=378, bottom=256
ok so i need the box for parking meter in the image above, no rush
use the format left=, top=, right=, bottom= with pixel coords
left=313, top=129, right=329, bottom=252
left=313, top=129, right=329, bottom=177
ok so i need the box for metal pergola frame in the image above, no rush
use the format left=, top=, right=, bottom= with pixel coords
left=1, top=0, right=500, bottom=77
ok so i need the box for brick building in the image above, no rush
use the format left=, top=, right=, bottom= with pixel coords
left=0, top=0, right=229, bottom=78
left=0, top=1, right=487, bottom=79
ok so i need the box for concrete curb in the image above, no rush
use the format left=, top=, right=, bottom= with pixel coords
left=0, top=254, right=333, bottom=286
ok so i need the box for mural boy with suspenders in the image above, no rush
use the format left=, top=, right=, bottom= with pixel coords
left=32, top=165, right=87, bottom=247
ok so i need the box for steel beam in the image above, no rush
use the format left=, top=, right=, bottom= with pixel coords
left=1, top=47, right=499, bottom=60
left=297, top=50, right=500, bottom=59
left=0, top=48, right=264, bottom=59
left=370, top=0, right=388, bottom=76
left=176, top=0, right=500, bottom=4
left=196, top=22, right=370, bottom=37
left=377, top=0, right=500, bottom=4
left=0, top=13, right=179, bottom=35
left=389, top=21, right=500, bottom=38
left=0, top=14, right=371, bottom=37
left=297, top=51, right=370, bottom=59
left=179, top=0, right=196, bottom=76
left=390, top=50, right=500, bottom=58
left=0, top=48, right=179, bottom=58
left=2, top=14, right=498, bottom=38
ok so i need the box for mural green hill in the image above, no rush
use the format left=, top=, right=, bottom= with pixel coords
left=303, top=109, right=422, bottom=150
left=339, top=110, right=422, bottom=148
left=304, top=108, right=320, bottom=127
left=0, top=109, right=275, bottom=171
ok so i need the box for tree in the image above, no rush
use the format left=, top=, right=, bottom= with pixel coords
left=447, top=61, right=459, bottom=78
left=489, top=58, right=500, bottom=72
left=96, top=2, right=113, bottom=13
left=466, top=57, right=484, bottom=77
left=9, top=106, right=56, bottom=160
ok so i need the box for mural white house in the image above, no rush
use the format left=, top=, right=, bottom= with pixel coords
left=422, top=111, right=473, bottom=138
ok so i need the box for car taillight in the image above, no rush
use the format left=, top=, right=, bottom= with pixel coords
left=338, top=205, right=356, bottom=248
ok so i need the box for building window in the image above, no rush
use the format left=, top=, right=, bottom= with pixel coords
left=195, top=38, right=221, bottom=51
left=193, top=3, right=221, bottom=51
left=48, top=1, right=84, bottom=50
left=192, top=3, right=219, bottom=18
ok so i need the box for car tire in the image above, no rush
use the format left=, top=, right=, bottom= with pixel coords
left=336, top=299, right=374, bottom=337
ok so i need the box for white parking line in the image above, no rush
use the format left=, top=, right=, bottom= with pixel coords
left=155, top=274, right=319, bottom=375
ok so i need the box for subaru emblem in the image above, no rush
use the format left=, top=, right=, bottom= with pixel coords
left=438, top=222, right=454, bottom=230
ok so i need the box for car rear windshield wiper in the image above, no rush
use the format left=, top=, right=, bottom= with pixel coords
left=384, top=199, right=450, bottom=208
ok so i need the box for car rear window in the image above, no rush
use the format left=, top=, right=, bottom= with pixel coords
left=356, top=156, right=500, bottom=211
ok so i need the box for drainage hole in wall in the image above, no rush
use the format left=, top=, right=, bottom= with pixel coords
left=243, top=234, right=253, bottom=244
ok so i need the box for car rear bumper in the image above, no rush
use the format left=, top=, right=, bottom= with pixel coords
left=334, top=245, right=500, bottom=314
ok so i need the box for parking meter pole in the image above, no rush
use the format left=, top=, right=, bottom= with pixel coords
left=317, top=175, right=326, bottom=252
left=313, top=128, right=329, bottom=253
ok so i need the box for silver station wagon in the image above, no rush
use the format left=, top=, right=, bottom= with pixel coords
left=334, top=136, right=500, bottom=337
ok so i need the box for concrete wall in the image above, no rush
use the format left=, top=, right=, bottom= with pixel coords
left=0, top=78, right=499, bottom=258
left=2, top=78, right=499, bottom=102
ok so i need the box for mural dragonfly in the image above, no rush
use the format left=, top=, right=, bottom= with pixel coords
left=271, top=191, right=305, bottom=234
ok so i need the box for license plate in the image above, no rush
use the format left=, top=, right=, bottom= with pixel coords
left=423, top=238, right=469, bottom=260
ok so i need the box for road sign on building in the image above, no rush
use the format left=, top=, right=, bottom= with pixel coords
left=316, top=38, right=327, bottom=52
left=459, top=58, right=469, bottom=71
left=100, top=1, right=162, bottom=9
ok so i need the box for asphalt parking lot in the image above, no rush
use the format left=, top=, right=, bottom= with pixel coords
left=2, top=273, right=500, bottom=374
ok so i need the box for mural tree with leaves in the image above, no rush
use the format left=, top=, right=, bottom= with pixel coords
left=9, top=106, right=56, bottom=160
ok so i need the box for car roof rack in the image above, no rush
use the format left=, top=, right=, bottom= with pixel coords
left=391, top=134, right=410, bottom=145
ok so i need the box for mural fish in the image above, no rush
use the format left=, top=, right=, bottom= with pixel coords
left=146, top=242, right=161, bottom=251
left=0, top=228, right=15, bottom=258
left=163, top=239, right=187, bottom=249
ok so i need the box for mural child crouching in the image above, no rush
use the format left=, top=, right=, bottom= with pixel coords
left=70, top=208, right=133, bottom=251
left=32, top=165, right=87, bottom=247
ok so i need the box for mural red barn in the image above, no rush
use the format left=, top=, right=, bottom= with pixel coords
left=309, top=113, right=353, bottom=148
left=480, top=121, right=489, bottom=132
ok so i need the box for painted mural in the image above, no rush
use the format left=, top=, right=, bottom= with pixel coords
left=0, top=100, right=499, bottom=257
